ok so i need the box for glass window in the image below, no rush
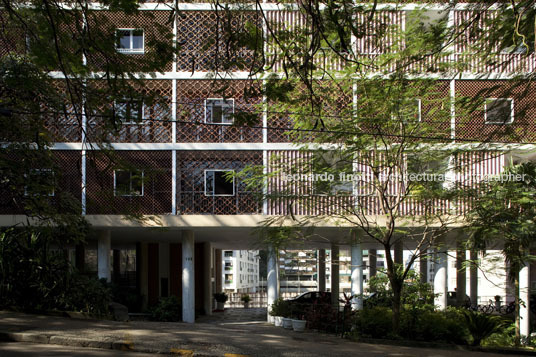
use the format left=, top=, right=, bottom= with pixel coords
left=116, top=29, right=144, bottom=53
left=205, top=170, right=235, bottom=196
left=115, top=100, right=144, bottom=123
left=114, top=170, right=144, bottom=196
left=485, top=98, right=513, bottom=124
left=205, top=98, right=234, bottom=124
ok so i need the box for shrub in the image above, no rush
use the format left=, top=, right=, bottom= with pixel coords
left=150, top=296, right=182, bottom=322
left=400, top=308, right=469, bottom=344
left=241, top=294, right=251, bottom=303
left=482, top=323, right=516, bottom=348
left=463, top=310, right=507, bottom=346
left=270, top=298, right=291, bottom=317
left=352, top=307, right=394, bottom=339
left=353, top=306, right=470, bottom=344
left=60, top=275, right=112, bottom=316
left=213, top=292, right=228, bottom=303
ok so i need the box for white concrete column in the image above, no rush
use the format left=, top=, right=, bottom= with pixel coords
left=469, top=250, right=478, bottom=307
left=434, top=249, right=448, bottom=310
left=318, top=249, right=326, bottom=291
left=520, top=264, right=530, bottom=339
left=267, top=245, right=279, bottom=323
left=182, top=230, right=195, bottom=323
left=351, top=243, right=364, bottom=310
left=203, top=242, right=212, bottom=316
left=97, top=230, right=111, bottom=282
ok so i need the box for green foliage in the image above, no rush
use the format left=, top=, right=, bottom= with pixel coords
left=352, top=306, right=469, bottom=344
left=241, top=294, right=251, bottom=303
left=0, top=228, right=111, bottom=315
left=60, top=275, right=112, bottom=316
left=366, top=269, right=435, bottom=309
left=213, top=292, right=228, bottom=303
left=463, top=310, right=507, bottom=346
left=481, top=323, right=517, bottom=348
left=352, top=307, right=395, bottom=339
left=270, top=298, right=291, bottom=318
left=150, top=296, right=182, bottom=322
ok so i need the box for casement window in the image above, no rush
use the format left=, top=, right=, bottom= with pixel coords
left=114, top=99, right=144, bottom=123
left=116, top=29, right=144, bottom=54
left=24, top=169, right=55, bottom=197
left=204, top=169, right=235, bottom=196
left=392, top=98, right=421, bottom=123
left=485, top=98, right=514, bottom=124
left=205, top=98, right=234, bottom=124
left=224, top=250, right=233, bottom=257
left=114, top=170, right=144, bottom=196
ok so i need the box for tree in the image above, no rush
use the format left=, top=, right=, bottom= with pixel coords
left=228, top=1, right=536, bottom=334
left=467, top=162, right=536, bottom=347
left=0, top=0, right=175, bottom=310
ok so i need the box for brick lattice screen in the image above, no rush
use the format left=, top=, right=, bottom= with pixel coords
left=178, top=150, right=262, bottom=214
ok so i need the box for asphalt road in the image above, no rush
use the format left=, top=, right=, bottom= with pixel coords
left=0, top=342, right=160, bottom=356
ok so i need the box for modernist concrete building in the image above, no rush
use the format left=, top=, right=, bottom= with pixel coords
left=222, top=250, right=260, bottom=293
left=0, top=1, right=535, bottom=337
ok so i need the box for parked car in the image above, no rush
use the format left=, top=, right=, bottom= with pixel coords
left=447, top=291, right=471, bottom=307
left=286, top=291, right=332, bottom=306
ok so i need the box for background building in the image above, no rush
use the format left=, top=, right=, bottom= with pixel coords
left=223, top=250, right=260, bottom=293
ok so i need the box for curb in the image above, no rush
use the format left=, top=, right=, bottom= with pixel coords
left=0, top=330, right=216, bottom=356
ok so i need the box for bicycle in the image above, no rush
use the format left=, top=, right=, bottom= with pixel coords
left=498, top=301, right=515, bottom=315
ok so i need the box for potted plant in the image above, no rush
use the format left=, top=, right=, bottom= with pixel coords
left=270, top=298, right=289, bottom=327
left=213, top=292, right=228, bottom=311
left=241, top=294, right=251, bottom=308
left=291, top=316, right=307, bottom=332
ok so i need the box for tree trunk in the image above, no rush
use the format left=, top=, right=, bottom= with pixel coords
left=384, top=243, right=402, bottom=334
left=515, top=273, right=520, bottom=348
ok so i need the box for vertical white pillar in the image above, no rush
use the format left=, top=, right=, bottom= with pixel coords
left=469, top=250, right=478, bottom=307
left=182, top=230, right=195, bottom=323
left=434, top=249, right=448, bottom=310
left=203, top=242, right=212, bottom=316
left=267, top=245, right=279, bottom=322
left=318, top=249, right=326, bottom=292
left=97, top=230, right=111, bottom=282
left=520, top=264, right=530, bottom=339
left=351, top=243, right=363, bottom=310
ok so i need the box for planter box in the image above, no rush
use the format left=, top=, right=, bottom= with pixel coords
left=282, top=317, right=293, bottom=329
left=274, top=316, right=283, bottom=327
left=292, top=319, right=306, bottom=332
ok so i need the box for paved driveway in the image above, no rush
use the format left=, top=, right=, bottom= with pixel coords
left=0, top=311, right=517, bottom=356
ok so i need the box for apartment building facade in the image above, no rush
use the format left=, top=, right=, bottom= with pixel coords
left=0, top=1, right=535, bottom=335
left=223, top=250, right=260, bottom=293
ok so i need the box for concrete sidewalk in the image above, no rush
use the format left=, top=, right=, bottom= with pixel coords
left=0, top=310, right=518, bottom=356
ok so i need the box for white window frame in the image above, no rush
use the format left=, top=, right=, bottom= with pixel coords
left=114, top=170, right=144, bottom=197
left=204, top=169, right=235, bottom=197
left=114, top=99, right=145, bottom=124
left=204, top=98, right=235, bottom=125
left=484, top=98, right=514, bottom=124
left=24, top=168, right=55, bottom=197
left=115, top=28, right=145, bottom=54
